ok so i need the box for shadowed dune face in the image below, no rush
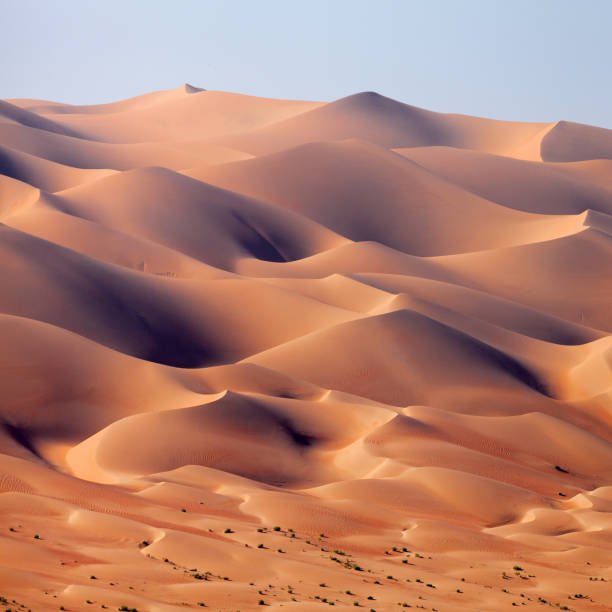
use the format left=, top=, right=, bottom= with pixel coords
left=1, top=86, right=611, bottom=611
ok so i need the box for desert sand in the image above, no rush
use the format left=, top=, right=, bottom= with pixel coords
left=0, top=84, right=611, bottom=611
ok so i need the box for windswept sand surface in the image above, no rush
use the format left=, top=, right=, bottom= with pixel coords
left=1, top=85, right=611, bottom=611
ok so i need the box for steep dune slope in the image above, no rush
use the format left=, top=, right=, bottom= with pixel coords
left=217, top=91, right=611, bottom=162
left=55, top=166, right=344, bottom=268
left=0, top=87, right=611, bottom=612
left=540, top=121, right=612, bottom=162
left=0, top=121, right=252, bottom=170
left=217, top=91, right=554, bottom=158
left=555, top=158, right=612, bottom=190
left=434, top=229, right=612, bottom=332
left=0, top=174, right=40, bottom=219
left=67, top=390, right=392, bottom=486
left=0, top=225, right=354, bottom=366
left=191, top=140, right=586, bottom=256
left=0, top=99, right=82, bottom=137
left=0, top=143, right=113, bottom=191
left=0, top=314, right=198, bottom=455
left=351, top=273, right=604, bottom=344
left=395, top=145, right=612, bottom=215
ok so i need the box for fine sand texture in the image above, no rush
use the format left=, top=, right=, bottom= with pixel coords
left=1, top=85, right=611, bottom=611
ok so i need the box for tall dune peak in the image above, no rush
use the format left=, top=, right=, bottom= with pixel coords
left=182, top=82, right=206, bottom=94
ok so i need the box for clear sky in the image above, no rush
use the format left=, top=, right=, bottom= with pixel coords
left=1, top=0, right=610, bottom=127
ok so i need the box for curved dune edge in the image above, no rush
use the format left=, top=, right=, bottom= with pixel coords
left=1, top=86, right=611, bottom=611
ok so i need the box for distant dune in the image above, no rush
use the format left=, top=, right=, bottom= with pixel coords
left=0, top=85, right=611, bottom=611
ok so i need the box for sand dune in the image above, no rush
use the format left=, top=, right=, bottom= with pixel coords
left=0, top=121, right=253, bottom=170
left=0, top=143, right=114, bottom=191
left=394, top=146, right=612, bottom=215
left=1, top=86, right=611, bottom=611
left=215, top=91, right=552, bottom=158
left=541, top=121, right=612, bottom=162
left=555, top=159, right=612, bottom=190
left=433, top=229, right=612, bottom=332
left=0, top=225, right=355, bottom=366
left=55, top=166, right=344, bottom=268
left=190, top=139, right=590, bottom=256
left=0, top=99, right=81, bottom=137
left=9, top=86, right=322, bottom=143
left=0, top=174, right=40, bottom=219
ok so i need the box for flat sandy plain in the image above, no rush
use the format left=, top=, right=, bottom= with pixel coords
left=0, top=85, right=611, bottom=611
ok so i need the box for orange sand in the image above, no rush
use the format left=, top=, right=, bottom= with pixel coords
left=0, top=85, right=611, bottom=611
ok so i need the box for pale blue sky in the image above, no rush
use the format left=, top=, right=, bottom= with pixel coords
left=1, top=0, right=610, bottom=127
